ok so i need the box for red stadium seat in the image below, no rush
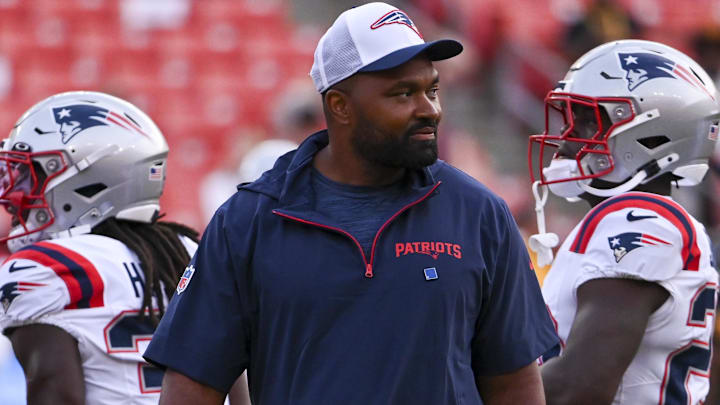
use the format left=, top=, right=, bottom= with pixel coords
left=0, top=0, right=529, bottom=226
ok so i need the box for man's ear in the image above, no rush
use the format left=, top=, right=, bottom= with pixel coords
left=324, top=89, right=351, bottom=125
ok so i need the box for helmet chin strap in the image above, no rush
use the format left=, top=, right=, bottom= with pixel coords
left=579, top=169, right=647, bottom=197
left=529, top=181, right=559, bottom=267
left=527, top=153, right=678, bottom=267
left=579, top=153, right=679, bottom=197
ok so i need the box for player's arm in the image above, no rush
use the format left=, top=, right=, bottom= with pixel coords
left=159, top=368, right=226, bottom=405
left=8, top=324, right=85, bottom=405
left=477, top=361, right=545, bottom=405
left=541, top=278, right=668, bottom=405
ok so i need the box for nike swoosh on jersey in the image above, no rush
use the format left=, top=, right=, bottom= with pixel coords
left=626, top=210, right=658, bottom=222
left=8, top=262, right=36, bottom=272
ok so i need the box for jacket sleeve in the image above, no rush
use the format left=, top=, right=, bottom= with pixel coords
left=144, top=204, right=251, bottom=394
left=471, top=200, right=559, bottom=375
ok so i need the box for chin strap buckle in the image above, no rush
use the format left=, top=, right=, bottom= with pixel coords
left=529, top=181, right=559, bottom=267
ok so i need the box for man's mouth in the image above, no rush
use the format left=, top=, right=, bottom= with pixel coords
left=409, top=127, right=437, bottom=141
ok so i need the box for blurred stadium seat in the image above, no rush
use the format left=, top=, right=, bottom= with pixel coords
left=0, top=0, right=718, bottom=236
left=0, top=0, right=321, bottom=232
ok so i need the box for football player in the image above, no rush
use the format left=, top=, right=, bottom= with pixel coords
left=0, top=91, right=201, bottom=404
left=529, top=40, right=720, bottom=404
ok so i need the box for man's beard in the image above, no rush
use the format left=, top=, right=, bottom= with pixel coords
left=351, top=118, right=439, bottom=170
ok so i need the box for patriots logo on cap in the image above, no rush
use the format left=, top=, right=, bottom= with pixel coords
left=608, top=232, right=671, bottom=263
left=618, top=52, right=714, bottom=99
left=1, top=281, right=46, bottom=313
left=370, top=9, right=422, bottom=39
left=52, top=104, right=149, bottom=144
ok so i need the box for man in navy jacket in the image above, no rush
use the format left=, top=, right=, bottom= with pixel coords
left=145, top=2, right=558, bottom=404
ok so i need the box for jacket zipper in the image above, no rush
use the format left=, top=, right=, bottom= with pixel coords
left=273, top=181, right=441, bottom=279
left=272, top=211, right=371, bottom=276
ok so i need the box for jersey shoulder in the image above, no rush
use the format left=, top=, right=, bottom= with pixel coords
left=0, top=235, right=134, bottom=326
left=565, top=192, right=699, bottom=280
left=178, top=234, right=198, bottom=257
left=0, top=239, right=98, bottom=331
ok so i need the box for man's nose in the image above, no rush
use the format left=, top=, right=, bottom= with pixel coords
left=415, top=94, right=441, bottom=121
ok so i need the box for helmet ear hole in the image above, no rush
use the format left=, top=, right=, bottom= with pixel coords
left=637, top=135, right=671, bottom=150
left=74, top=183, right=108, bottom=198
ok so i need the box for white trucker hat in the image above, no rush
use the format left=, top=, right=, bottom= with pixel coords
left=309, top=2, right=463, bottom=93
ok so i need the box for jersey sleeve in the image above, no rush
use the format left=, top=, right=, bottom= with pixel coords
left=178, top=234, right=198, bottom=257
left=144, top=205, right=250, bottom=394
left=471, top=200, right=559, bottom=375
left=576, top=207, right=685, bottom=287
left=0, top=255, right=70, bottom=334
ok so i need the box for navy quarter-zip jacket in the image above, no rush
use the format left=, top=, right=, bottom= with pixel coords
left=145, top=130, right=558, bottom=404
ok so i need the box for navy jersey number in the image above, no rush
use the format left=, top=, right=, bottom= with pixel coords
left=659, top=284, right=716, bottom=405
left=103, top=310, right=164, bottom=394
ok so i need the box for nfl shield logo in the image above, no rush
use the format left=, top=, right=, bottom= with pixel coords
left=177, top=265, right=195, bottom=294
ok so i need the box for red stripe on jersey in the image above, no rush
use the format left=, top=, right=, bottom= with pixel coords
left=10, top=249, right=84, bottom=308
left=38, top=241, right=104, bottom=308
left=642, top=233, right=671, bottom=245
left=571, top=193, right=700, bottom=270
left=9, top=242, right=104, bottom=308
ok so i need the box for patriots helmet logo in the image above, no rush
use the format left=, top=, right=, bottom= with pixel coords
left=618, top=52, right=677, bottom=91
left=0, top=281, right=45, bottom=313
left=52, top=104, right=149, bottom=144
left=53, top=105, right=110, bottom=144
left=608, top=232, right=671, bottom=262
left=618, top=52, right=712, bottom=98
left=370, top=9, right=422, bottom=38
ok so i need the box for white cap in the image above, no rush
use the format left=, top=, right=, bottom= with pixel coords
left=310, top=2, right=463, bottom=93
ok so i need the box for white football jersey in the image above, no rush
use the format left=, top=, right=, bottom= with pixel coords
left=0, top=233, right=197, bottom=405
left=542, top=192, right=718, bottom=405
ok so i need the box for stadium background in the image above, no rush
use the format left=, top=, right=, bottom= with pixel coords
left=2, top=0, right=720, bottom=403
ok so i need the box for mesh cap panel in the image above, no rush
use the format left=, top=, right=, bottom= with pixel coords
left=310, top=19, right=363, bottom=92
left=309, top=2, right=462, bottom=93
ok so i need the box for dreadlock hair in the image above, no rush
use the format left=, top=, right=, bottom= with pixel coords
left=91, top=216, right=199, bottom=326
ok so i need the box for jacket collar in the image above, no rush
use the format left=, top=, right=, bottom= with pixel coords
left=239, top=130, right=439, bottom=209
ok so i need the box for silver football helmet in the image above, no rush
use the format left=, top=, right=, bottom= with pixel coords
left=0, top=91, right=168, bottom=252
left=529, top=39, right=720, bottom=199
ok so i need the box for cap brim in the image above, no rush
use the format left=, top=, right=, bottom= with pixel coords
left=358, top=39, right=463, bottom=73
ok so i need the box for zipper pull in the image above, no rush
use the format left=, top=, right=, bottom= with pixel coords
left=365, top=263, right=373, bottom=278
